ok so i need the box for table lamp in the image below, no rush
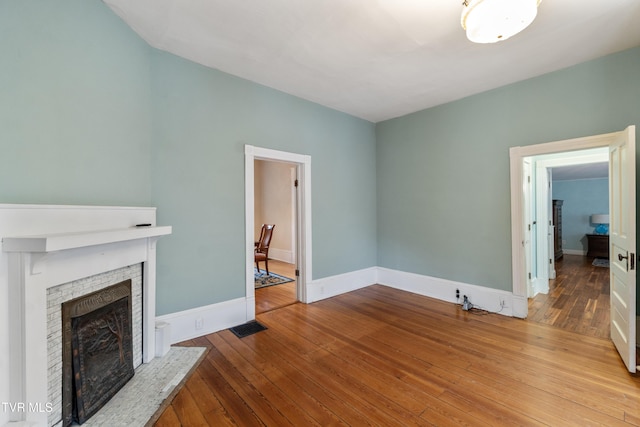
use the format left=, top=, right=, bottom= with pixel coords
left=591, top=214, right=609, bottom=235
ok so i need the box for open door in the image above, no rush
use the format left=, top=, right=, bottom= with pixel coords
left=547, top=169, right=556, bottom=280
left=609, top=125, right=636, bottom=373
left=523, top=160, right=533, bottom=297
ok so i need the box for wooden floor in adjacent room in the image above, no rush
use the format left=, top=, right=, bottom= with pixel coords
left=155, top=284, right=640, bottom=427
left=255, top=259, right=297, bottom=315
left=527, top=254, right=610, bottom=339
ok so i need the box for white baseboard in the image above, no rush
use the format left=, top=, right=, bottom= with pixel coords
left=156, top=266, right=521, bottom=345
left=307, top=267, right=377, bottom=303
left=377, top=267, right=515, bottom=317
left=562, top=249, right=587, bottom=256
left=155, top=297, right=251, bottom=345
left=531, top=277, right=549, bottom=297
left=268, top=248, right=294, bottom=264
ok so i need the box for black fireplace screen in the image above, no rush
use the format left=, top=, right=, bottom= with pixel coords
left=62, top=280, right=134, bottom=426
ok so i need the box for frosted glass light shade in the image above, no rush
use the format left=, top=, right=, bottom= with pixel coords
left=461, top=0, right=541, bottom=43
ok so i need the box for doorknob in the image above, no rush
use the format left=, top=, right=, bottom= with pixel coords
left=619, top=253, right=629, bottom=261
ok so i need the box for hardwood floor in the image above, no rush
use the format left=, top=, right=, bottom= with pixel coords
left=156, top=284, right=640, bottom=427
left=255, top=259, right=297, bottom=315
left=528, top=254, right=610, bottom=339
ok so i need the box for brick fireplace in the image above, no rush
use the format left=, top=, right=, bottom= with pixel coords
left=0, top=205, right=171, bottom=426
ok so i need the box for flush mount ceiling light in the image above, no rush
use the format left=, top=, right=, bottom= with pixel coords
left=461, top=0, right=541, bottom=43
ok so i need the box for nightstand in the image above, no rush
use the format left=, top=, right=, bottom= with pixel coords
left=586, top=234, right=609, bottom=258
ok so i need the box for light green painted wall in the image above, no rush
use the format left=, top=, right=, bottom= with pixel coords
left=0, top=0, right=377, bottom=316
left=3, top=0, right=638, bottom=315
left=376, top=47, right=640, bottom=293
left=149, top=51, right=377, bottom=314
left=0, top=0, right=152, bottom=205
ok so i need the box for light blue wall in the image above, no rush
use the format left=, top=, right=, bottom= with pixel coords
left=376, top=47, right=640, bottom=292
left=150, top=52, right=377, bottom=313
left=553, top=179, right=608, bottom=253
left=0, top=0, right=377, bottom=316
left=0, top=0, right=153, bottom=205
left=2, top=0, right=638, bottom=314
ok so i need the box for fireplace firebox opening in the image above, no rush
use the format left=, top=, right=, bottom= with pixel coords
left=61, top=280, right=134, bottom=426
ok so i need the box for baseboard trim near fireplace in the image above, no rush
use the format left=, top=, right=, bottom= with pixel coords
left=155, top=296, right=249, bottom=345
left=157, top=265, right=521, bottom=345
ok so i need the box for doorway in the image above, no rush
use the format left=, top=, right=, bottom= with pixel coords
left=525, top=155, right=610, bottom=337
left=523, top=148, right=609, bottom=299
left=509, top=126, right=637, bottom=372
left=254, top=159, right=298, bottom=314
left=244, top=145, right=312, bottom=320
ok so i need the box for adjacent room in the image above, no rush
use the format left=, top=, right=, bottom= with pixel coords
left=528, top=160, right=612, bottom=338
left=2, top=0, right=640, bottom=426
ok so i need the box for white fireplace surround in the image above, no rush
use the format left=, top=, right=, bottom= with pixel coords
left=0, top=205, right=171, bottom=426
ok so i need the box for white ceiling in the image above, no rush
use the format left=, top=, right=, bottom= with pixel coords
left=103, top=0, right=640, bottom=122
left=552, top=162, right=608, bottom=181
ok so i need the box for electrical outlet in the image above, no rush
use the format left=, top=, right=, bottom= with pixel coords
left=456, top=289, right=460, bottom=300
left=195, top=317, right=204, bottom=330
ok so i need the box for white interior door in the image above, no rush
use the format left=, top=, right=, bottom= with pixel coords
left=547, top=168, right=556, bottom=280
left=609, top=125, right=636, bottom=373
left=523, top=160, right=533, bottom=297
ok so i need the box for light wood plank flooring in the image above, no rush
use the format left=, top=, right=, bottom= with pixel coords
left=156, top=284, right=640, bottom=426
left=528, top=254, right=610, bottom=339
left=255, top=259, right=297, bottom=315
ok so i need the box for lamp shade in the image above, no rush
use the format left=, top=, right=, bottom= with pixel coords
left=591, top=214, right=609, bottom=224
left=461, top=0, right=541, bottom=43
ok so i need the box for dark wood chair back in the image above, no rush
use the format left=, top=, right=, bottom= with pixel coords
left=255, top=224, right=275, bottom=274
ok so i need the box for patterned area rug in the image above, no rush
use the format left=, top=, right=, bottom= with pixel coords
left=592, top=258, right=609, bottom=268
left=255, top=268, right=294, bottom=289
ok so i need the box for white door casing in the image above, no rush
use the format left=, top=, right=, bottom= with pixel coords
left=609, top=126, right=636, bottom=373
left=531, top=149, right=608, bottom=290
left=510, top=127, right=636, bottom=371
left=523, top=160, right=534, bottom=297
left=244, top=145, right=312, bottom=318
left=547, top=169, right=556, bottom=281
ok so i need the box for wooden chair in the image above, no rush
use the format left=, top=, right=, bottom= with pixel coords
left=255, top=224, right=275, bottom=275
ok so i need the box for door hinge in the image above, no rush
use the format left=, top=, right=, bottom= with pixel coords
left=631, top=253, right=635, bottom=271
left=528, top=272, right=532, bottom=280
left=294, top=179, right=299, bottom=187
left=549, top=259, right=552, bottom=265
left=295, top=269, right=300, bottom=277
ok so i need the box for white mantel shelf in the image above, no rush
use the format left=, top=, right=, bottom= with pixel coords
left=2, top=226, right=172, bottom=253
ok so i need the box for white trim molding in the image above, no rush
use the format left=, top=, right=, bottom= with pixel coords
left=245, top=145, right=312, bottom=313
left=378, top=268, right=513, bottom=316
left=510, top=130, right=621, bottom=318
left=155, top=297, right=248, bottom=344
left=268, top=248, right=295, bottom=264
left=306, top=267, right=377, bottom=303
left=158, top=266, right=517, bottom=346
left=562, top=249, right=587, bottom=256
